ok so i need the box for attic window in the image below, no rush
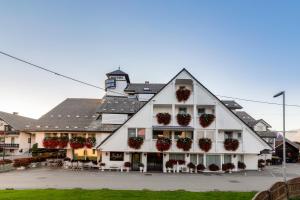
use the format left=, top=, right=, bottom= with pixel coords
left=66, top=126, right=69, bottom=129
left=58, top=115, right=62, bottom=118
left=143, top=87, right=150, bottom=91
left=76, top=115, right=80, bottom=118
left=74, top=126, right=78, bottom=129
left=67, top=115, right=71, bottom=118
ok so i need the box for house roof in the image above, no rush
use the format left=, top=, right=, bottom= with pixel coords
left=97, top=68, right=272, bottom=150
left=275, top=138, right=300, bottom=150
left=28, top=98, right=119, bottom=132
left=124, top=83, right=165, bottom=94
left=106, top=69, right=130, bottom=83
left=96, top=96, right=146, bottom=114
left=0, top=111, right=36, bottom=131
left=235, top=111, right=258, bottom=128
left=257, top=130, right=278, bottom=138
left=221, top=100, right=243, bottom=110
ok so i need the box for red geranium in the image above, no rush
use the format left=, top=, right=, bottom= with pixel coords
left=156, top=137, right=171, bottom=151
left=199, top=138, right=212, bottom=152
left=43, top=137, right=59, bottom=149
left=199, top=114, right=215, bottom=128
left=176, top=86, right=191, bottom=102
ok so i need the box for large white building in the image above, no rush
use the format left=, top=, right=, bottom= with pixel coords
left=9, top=68, right=272, bottom=172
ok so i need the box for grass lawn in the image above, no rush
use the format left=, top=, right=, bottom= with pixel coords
left=0, top=189, right=256, bottom=200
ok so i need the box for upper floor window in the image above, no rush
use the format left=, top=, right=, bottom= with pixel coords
left=174, top=131, right=193, bottom=139
left=197, top=108, right=206, bottom=116
left=237, top=132, right=242, bottom=139
left=4, top=125, right=12, bottom=132
left=152, top=130, right=171, bottom=139
left=224, top=132, right=233, bottom=139
left=178, top=107, right=187, bottom=114
left=128, top=128, right=145, bottom=139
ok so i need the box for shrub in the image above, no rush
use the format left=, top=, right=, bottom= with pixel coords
left=0, top=159, right=12, bottom=165
left=238, top=161, right=246, bottom=170
left=222, top=163, right=235, bottom=172
left=197, top=164, right=205, bottom=171
left=208, top=164, right=220, bottom=171
left=187, top=162, right=195, bottom=169
left=13, top=158, right=32, bottom=168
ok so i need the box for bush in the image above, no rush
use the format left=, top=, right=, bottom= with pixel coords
left=208, top=164, right=219, bottom=171
left=0, top=159, right=12, bottom=165
left=124, top=162, right=131, bottom=168
left=222, top=163, right=235, bottom=172
left=13, top=158, right=32, bottom=168
left=197, top=164, right=205, bottom=171
left=187, top=162, right=195, bottom=169
left=238, top=161, right=246, bottom=170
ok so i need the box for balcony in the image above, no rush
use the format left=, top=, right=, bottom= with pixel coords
left=0, top=143, right=19, bottom=148
left=4, top=131, right=19, bottom=135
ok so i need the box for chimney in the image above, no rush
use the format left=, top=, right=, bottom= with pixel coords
left=12, top=112, right=18, bottom=115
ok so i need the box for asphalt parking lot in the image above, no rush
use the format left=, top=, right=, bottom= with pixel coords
left=0, top=164, right=299, bottom=192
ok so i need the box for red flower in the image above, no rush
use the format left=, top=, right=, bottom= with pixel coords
left=156, top=137, right=171, bottom=151
left=176, top=87, right=191, bottom=102
left=177, top=114, right=191, bottom=126
left=43, top=137, right=59, bottom=149
left=156, top=113, right=171, bottom=125
left=128, top=137, right=144, bottom=149
left=224, top=138, right=239, bottom=151
left=176, top=137, right=192, bottom=151
left=199, top=114, right=215, bottom=128
left=199, top=138, right=212, bottom=152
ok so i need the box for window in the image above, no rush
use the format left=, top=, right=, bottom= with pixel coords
left=4, top=125, right=12, bottom=132
left=28, top=138, right=31, bottom=143
left=178, top=107, right=187, bottom=114
left=128, top=128, right=145, bottom=139
left=237, top=155, right=244, bottom=162
left=206, top=155, right=221, bottom=167
left=224, top=132, right=233, bottom=139
left=190, top=154, right=197, bottom=165
left=224, top=155, right=232, bottom=163
left=198, top=154, right=204, bottom=164
left=110, top=152, right=124, bottom=161
left=174, top=131, right=193, bottom=139
left=197, top=108, right=205, bottom=116
left=169, top=153, right=185, bottom=161
left=152, top=130, right=171, bottom=139
left=237, top=132, right=242, bottom=139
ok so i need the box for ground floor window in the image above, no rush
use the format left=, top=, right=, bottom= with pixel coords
left=206, top=155, right=221, bottom=167
left=169, top=153, right=185, bottom=161
left=110, top=152, right=124, bottom=161
left=190, top=154, right=197, bottom=164
left=224, top=154, right=232, bottom=163
left=73, top=149, right=97, bottom=160
left=198, top=154, right=204, bottom=164
left=237, top=154, right=244, bottom=162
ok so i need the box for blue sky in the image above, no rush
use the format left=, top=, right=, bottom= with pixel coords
left=0, top=0, right=300, bottom=131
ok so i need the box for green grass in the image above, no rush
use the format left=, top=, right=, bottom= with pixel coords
left=0, top=189, right=256, bottom=200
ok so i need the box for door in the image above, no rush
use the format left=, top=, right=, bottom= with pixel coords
left=147, top=153, right=163, bottom=172
left=131, top=153, right=141, bottom=171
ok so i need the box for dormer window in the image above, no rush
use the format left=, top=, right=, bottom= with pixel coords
left=143, top=87, right=150, bottom=91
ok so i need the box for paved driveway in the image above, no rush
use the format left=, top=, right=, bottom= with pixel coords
left=0, top=164, right=299, bottom=192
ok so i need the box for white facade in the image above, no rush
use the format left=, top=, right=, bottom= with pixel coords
left=99, top=69, right=271, bottom=171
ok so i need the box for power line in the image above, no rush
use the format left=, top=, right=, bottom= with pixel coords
left=1, top=50, right=300, bottom=108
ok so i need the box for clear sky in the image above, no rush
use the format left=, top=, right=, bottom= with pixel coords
left=0, top=0, right=300, bottom=131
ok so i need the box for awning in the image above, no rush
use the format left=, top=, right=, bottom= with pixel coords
left=152, top=126, right=194, bottom=132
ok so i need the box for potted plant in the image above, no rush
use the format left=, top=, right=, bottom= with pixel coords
left=85, top=137, right=96, bottom=148
left=138, top=163, right=144, bottom=173
left=224, top=138, right=239, bottom=151
left=222, top=163, right=235, bottom=173
left=70, top=136, right=86, bottom=149
left=208, top=164, right=219, bottom=172
left=124, top=162, right=131, bottom=172
left=156, top=137, right=172, bottom=151
left=43, top=137, right=59, bottom=149
left=100, top=162, right=106, bottom=171
left=266, top=159, right=272, bottom=166
left=197, top=164, right=205, bottom=173
left=165, top=160, right=174, bottom=173
left=187, top=162, right=196, bottom=173
left=199, top=114, right=215, bottom=128
left=176, top=86, right=191, bottom=102
left=58, top=136, right=69, bottom=148
left=176, top=137, right=192, bottom=151
left=156, top=113, right=171, bottom=125
left=198, top=138, right=212, bottom=152
left=176, top=113, right=191, bottom=126
left=258, top=159, right=265, bottom=171
left=128, top=137, right=144, bottom=149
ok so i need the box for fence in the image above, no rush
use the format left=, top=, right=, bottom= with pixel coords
left=253, top=177, right=300, bottom=200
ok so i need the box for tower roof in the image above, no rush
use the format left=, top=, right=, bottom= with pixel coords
left=106, top=69, right=130, bottom=83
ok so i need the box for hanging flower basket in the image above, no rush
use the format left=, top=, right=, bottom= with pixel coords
left=176, top=86, right=191, bottom=102
left=43, top=137, right=59, bottom=149
left=156, top=137, right=172, bottom=151
left=70, top=136, right=86, bottom=149
left=85, top=137, right=96, bottom=148
left=156, top=113, right=171, bottom=125
left=238, top=161, right=246, bottom=170
left=199, top=114, right=215, bottom=128
left=224, top=138, right=239, bottom=151
left=208, top=164, right=220, bottom=171
left=198, top=138, right=212, bottom=152
left=128, top=137, right=144, bottom=149
left=176, top=137, right=192, bottom=151
left=58, top=136, right=69, bottom=148
left=222, top=163, right=235, bottom=172
left=177, top=113, right=191, bottom=126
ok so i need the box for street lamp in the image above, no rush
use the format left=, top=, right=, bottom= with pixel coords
left=273, top=91, right=286, bottom=182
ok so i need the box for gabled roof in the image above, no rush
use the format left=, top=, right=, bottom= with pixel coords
left=222, top=100, right=243, bottom=110
left=0, top=111, right=36, bottom=131
left=96, top=96, right=146, bottom=114
left=276, top=138, right=300, bottom=150
left=257, top=130, right=278, bottom=138
left=97, top=68, right=272, bottom=150
left=106, top=69, right=130, bottom=83
left=235, top=111, right=258, bottom=128
left=124, top=83, right=165, bottom=94
left=29, top=98, right=119, bottom=132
